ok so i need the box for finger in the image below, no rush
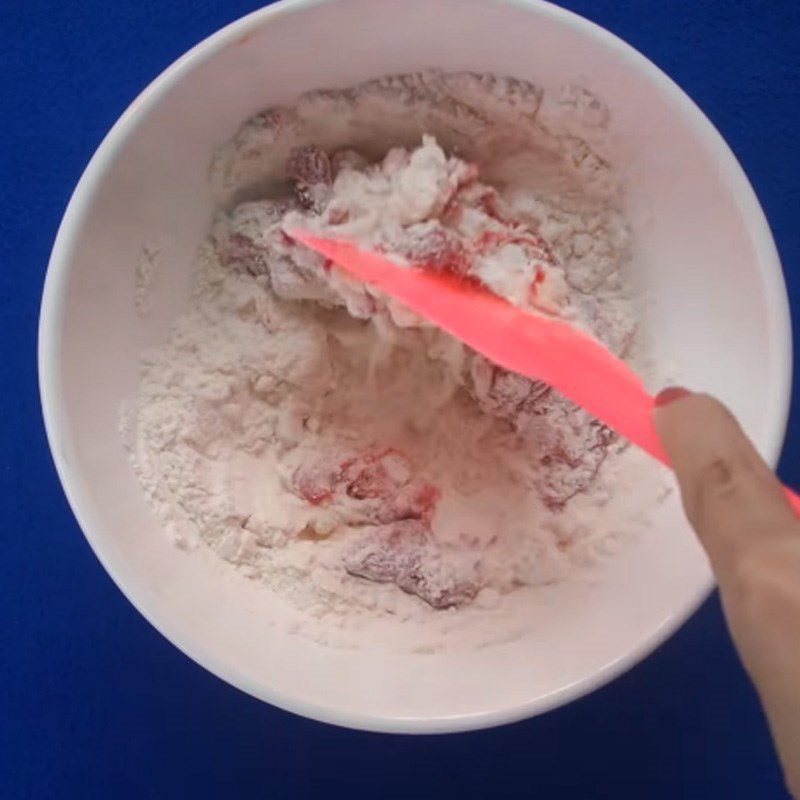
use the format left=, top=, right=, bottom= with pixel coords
left=653, top=390, right=799, bottom=575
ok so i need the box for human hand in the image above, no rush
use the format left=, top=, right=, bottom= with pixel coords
left=654, top=389, right=800, bottom=797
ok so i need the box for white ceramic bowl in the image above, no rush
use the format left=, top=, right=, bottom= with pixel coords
left=39, top=0, right=791, bottom=732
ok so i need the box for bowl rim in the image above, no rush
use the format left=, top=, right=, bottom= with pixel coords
left=38, top=0, right=793, bottom=733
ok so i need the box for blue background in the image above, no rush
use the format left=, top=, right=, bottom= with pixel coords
left=3, top=1, right=799, bottom=796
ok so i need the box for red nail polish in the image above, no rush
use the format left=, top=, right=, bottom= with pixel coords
left=654, top=386, right=692, bottom=407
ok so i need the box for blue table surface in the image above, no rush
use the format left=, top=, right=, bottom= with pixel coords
left=3, top=1, right=800, bottom=796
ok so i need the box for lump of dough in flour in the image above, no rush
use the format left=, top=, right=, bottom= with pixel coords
left=466, top=355, right=615, bottom=508
left=285, top=144, right=333, bottom=211
left=521, top=393, right=616, bottom=509
left=285, top=135, right=572, bottom=316
left=290, top=448, right=439, bottom=526
left=213, top=199, right=343, bottom=306
left=344, top=519, right=479, bottom=610
left=290, top=448, right=476, bottom=609
left=215, top=136, right=570, bottom=320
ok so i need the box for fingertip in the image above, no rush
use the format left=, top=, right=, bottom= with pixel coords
left=654, top=386, right=692, bottom=407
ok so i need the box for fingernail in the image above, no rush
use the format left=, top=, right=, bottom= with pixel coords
left=655, top=386, right=692, bottom=407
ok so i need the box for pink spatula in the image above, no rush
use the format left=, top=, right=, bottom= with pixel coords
left=293, top=231, right=800, bottom=513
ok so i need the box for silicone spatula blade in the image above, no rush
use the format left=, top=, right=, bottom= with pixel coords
left=292, top=231, right=800, bottom=514
left=295, top=230, right=667, bottom=462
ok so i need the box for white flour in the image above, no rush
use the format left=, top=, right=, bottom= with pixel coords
left=126, top=72, right=667, bottom=651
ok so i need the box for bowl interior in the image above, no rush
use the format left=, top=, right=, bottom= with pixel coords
left=40, top=0, right=790, bottom=732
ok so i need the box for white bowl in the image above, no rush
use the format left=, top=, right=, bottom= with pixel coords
left=39, top=0, right=791, bottom=732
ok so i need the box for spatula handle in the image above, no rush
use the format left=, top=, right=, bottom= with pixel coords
left=785, top=487, right=800, bottom=516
